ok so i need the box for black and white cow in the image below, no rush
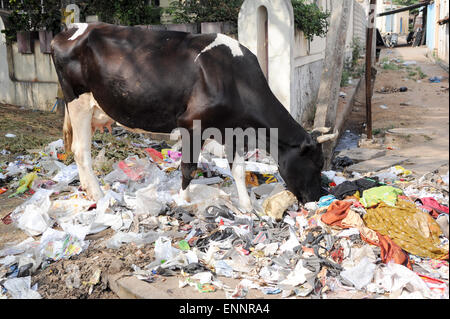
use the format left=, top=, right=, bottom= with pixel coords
left=51, top=22, right=337, bottom=211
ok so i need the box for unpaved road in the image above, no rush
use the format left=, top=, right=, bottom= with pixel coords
left=345, top=45, right=449, bottom=175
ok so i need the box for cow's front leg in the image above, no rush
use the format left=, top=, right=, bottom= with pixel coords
left=68, top=94, right=103, bottom=201
left=232, top=151, right=253, bottom=213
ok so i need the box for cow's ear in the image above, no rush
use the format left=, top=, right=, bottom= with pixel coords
left=299, top=140, right=316, bottom=156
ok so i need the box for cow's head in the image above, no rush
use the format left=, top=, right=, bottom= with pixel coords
left=278, top=128, right=338, bottom=203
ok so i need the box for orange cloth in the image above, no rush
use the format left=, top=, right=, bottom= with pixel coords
left=321, top=201, right=352, bottom=227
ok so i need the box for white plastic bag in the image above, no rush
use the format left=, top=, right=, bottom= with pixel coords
left=3, top=276, right=42, bottom=299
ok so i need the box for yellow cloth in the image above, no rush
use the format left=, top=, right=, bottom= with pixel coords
left=363, top=199, right=448, bottom=259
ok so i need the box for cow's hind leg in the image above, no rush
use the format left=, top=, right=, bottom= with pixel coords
left=231, top=151, right=253, bottom=213
left=67, top=93, right=103, bottom=201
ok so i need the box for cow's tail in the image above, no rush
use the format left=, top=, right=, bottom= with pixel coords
left=63, top=104, right=73, bottom=154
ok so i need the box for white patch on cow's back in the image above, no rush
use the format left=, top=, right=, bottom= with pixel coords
left=195, top=33, right=244, bottom=62
left=68, top=23, right=88, bottom=41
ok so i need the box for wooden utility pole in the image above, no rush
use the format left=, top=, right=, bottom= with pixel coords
left=313, top=0, right=352, bottom=131
left=365, top=0, right=377, bottom=140
left=313, top=0, right=352, bottom=169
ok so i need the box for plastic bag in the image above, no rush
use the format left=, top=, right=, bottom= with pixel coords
left=38, top=228, right=89, bottom=261
left=12, top=189, right=54, bottom=236
left=154, top=236, right=180, bottom=263
left=3, top=276, right=41, bottom=299
left=52, top=163, right=79, bottom=184
left=106, top=231, right=161, bottom=249
left=215, top=260, right=233, bottom=278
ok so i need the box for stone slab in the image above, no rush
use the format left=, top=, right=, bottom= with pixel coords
left=387, top=128, right=430, bottom=136
left=337, top=148, right=386, bottom=163
left=107, top=272, right=285, bottom=299
left=346, top=155, right=408, bottom=173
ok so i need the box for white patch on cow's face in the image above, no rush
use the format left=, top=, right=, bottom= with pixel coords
left=195, top=33, right=244, bottom=62
left=68, top=23, right=88, bottom=41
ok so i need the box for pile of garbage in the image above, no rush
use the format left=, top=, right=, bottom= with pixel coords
left=0, top=130, right=448, bottom=299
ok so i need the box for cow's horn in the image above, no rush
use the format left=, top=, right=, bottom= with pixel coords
left=170, top=129, right=181, bottom=141
left=312, top=127, right=331, bottom=134
left=317, top=130, right=339, bottom=144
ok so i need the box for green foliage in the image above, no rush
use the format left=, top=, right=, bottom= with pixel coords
left=165, top=0, right=243, bottom=26
left=341, top=37, right=365, bottom=87
left=291, top=0, right=330, bottom=41
left=341, top=68, right=350, bottom=87
left=382, top=62, right=400, bottom=70
left=392, top=0, right=420, bottom=5
left=350, top=37, right=363, bottom=68
left=83, top=0, right=161, bottom=26
left=166, top=0, right=330, bottom=40
left=1, top=0, right=62, bottom=43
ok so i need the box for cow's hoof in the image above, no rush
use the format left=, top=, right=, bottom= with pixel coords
left=239, top=200, right=254, bottom=213
left=87, top=188, right=104, bottom=202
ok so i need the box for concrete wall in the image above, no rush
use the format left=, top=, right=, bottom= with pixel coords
left=427, top=0, right=449, bottom=66
left=353, top=1, right=367, bottom=45
left=238, top=0, right=295, bottom=113
left=239, top=0, right=366, bottom=125
left=437, top=0, right=449, bottom=65
left=0, top=15, right=59, bottom=110
left=427, top=3, right=436, bottom=51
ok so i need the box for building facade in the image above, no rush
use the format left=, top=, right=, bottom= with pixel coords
left=376, top=0, right=410, bottom=35
left=427, top=0, right=449, bottom=67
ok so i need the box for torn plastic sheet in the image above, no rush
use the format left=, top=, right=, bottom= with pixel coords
left=259, top=265, right=286, bottom=285
left=173, top=184, right=231, bottom=207
left=2, top=276, right=41, bottom=299
left=0, top=238, right=38, bottom=257
left=279, top=259, right=312, bottom=287
left=75, top=191, right=132, bottom=235
left=106, top=231, right=161, bottom=249
left=340, top=257, right=377, bottom=290
left=372, top=262, right=438, bottom=299
left=214, top=260, right=233, bottom=277
left=135, top=183, right=171, bottom=216
left=279, top=227, right=300, bottom=253
left=52, top=163, right=79, bottom=184
left=45, top=139, right=64, bottom=159
left=48, top=195, right=96, bottom=224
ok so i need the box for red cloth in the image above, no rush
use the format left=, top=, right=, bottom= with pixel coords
left=376, top=233, right=412, bottom=270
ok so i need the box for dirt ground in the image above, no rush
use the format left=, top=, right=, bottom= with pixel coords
left=0, top=105, right=64, bottom=255
left=343, top=45, right=449, bottom=175
left=1, top=45, right=448, bottom=300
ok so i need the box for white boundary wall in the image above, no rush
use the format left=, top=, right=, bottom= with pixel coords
left=239, top=0, right=368, bottom=125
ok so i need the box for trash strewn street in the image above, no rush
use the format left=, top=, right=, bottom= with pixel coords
left=0, top=126, right=448, bottom=299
